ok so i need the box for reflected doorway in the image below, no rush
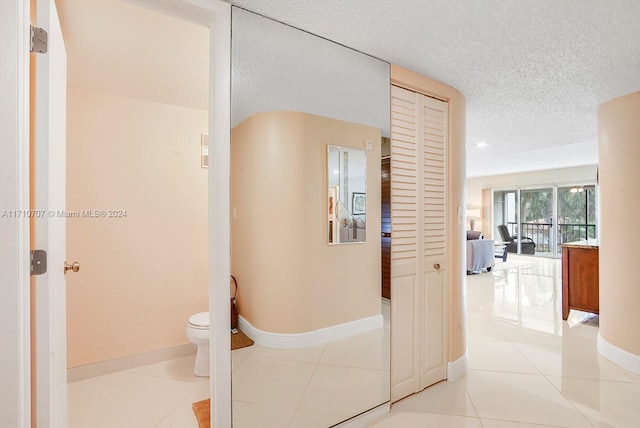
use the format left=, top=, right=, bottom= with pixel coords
left=381, top=155, right=391, bottom=299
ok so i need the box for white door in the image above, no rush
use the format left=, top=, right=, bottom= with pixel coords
left=33, top=0, right=68, bottom=426
left=389, top=85, right=421, bottom=401
left=390, top=86, right=447, bottom=401
left=419, top=94, right=448, bottom=389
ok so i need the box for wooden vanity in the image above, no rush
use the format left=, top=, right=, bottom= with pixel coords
left=561, top=241, right=599, bottom=320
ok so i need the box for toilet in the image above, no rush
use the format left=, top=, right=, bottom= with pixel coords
left=185, top=311, right=210, bottom=377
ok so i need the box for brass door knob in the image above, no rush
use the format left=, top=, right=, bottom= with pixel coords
left=433, top=263, right=441, bottom=270
left=64, top=261, right=80, bottom=274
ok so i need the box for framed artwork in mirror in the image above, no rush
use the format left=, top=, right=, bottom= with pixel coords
left=352, top=192, right=366, bottom=215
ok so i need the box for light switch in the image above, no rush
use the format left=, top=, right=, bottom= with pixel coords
left=232, top=207, right=237, bottom=220
left=365, top=139, right=373, bottom=150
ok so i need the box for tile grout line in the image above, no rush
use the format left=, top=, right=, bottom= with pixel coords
left=153, top=380, right=206, bottom=428
left=287, top=358, right=322, bottom=428
left=460, top=376, right=483, bottom=427
left=231, top=344, right=259, bottom=372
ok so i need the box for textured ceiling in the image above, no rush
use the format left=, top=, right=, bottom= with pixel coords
left=233, top=0, right=640, bottom=177
left=231, top=7, right=390, bottom=136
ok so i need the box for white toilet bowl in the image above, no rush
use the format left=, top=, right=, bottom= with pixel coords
left=186, top=312, right=210, bottom=377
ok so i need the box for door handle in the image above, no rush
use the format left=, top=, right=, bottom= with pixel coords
left=433, top=263, right=441, bottom=270
left=64, top=261, right=80, bottom=274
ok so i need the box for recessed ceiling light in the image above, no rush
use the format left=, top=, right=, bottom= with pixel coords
left=476, top=141, right=488, bottom=148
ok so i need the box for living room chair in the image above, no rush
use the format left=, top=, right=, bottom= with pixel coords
left=497, top=224, right=536, bottom=254
left=466, top=230, right=495, bottom=274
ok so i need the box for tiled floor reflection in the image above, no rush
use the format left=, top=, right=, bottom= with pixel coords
left=372, top=255, right=640, bottom=428
left=231, top=300, right=391, bottom=428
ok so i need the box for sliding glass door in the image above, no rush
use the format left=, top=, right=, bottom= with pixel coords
left=520, top=188, right=554, bottom=256
left=493, top=190, right=518, bottom=240
left=557, top=185, right=597, bottom=253
left=493, top=185, right=597, bottom=258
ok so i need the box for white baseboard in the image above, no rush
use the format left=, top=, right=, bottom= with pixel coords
left=597, top=333, right=640, bottom=376
left=67, top=343, right=196, bottom=382
left=447, top=350, right=468, bottom=382
left=238, top=314, right=384, bottom=349
left=334, top=402, right=390, bottom=428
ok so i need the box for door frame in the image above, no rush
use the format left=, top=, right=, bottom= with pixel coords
left=0, top=1, right=31, bottom=426
left=4, top=0, right=231, bottom=427
left=138, top=4, right=231, bottom=427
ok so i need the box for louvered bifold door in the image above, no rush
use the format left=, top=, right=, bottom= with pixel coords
left=419, top=93, right=448, bottom=390
left=390, top=86, right=448, bottom=402
left=390, top=86, right=420, bottom=401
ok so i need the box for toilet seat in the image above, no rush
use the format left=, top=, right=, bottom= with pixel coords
left=188, top=312, right=210, bottom=330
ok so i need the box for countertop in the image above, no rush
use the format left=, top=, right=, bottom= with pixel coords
left=561, top=239, right=599, bottom=249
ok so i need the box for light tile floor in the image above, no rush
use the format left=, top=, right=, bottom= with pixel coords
left=231, top=300, right=391, bottom=428
left=68, top=256, right=640, bottom=427
left=68, top=302, right=390, bottom=427
left=371, top=255, right=640, bottom=428
left=68, top=355, right=209, bottom=427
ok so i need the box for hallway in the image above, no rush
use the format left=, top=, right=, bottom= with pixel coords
left=372, top=255, right=640, bottom=427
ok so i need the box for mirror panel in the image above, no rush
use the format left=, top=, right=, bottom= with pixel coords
left=231, top=7, right=390, bottom=427
left=232, top=8, right=390, bottom=135
left=328, top=145, right=367, bottom=244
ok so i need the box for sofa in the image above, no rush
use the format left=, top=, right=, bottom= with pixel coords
left=466, top=230, right=495, bottom=275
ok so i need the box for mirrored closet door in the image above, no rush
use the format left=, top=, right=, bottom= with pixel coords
left=230, top=7, right=391, bottom=427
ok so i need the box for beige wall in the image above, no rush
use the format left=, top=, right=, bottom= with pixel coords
left=231, top=111, right=381, bottom=334
left=466, top=165, right=598, bottom=238
left=66, top=87, right=208, bottom=367
left=390, top=65, right=467, bottom=363
left=598, top=91, right=640, bottom=356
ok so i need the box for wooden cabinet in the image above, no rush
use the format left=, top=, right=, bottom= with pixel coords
left=562, top=243, right=599, bottom=320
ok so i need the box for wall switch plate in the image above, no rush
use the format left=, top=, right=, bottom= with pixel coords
left=365, top=139, right=373, bottom=150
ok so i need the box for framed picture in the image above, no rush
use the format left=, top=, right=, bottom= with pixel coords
left=352, top=192, right=366, bottom=215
